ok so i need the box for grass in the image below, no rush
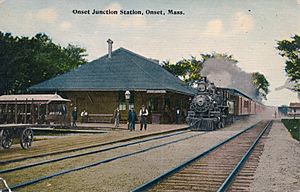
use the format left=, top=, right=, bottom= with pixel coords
left=281, top=119, right=300, bottom=141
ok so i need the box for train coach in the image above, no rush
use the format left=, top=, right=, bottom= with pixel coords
left=186, top=77, right=265, bottom=131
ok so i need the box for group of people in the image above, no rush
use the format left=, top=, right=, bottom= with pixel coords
left=71, top=107, right=88, bottom=127
left=71, top=105, right=149, bottom=130
left=113, top=105, right=148, bottom=131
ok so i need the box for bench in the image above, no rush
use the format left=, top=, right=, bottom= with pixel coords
left=87, top=114, right=114, bottom=123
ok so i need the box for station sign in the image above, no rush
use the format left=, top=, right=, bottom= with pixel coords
left=146, top=90, right=166, bottom=94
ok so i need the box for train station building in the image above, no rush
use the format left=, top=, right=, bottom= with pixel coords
left=29, top=40, right=195, bottom=124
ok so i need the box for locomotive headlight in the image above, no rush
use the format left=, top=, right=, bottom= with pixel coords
left=198, top=83, right=206, bottom=92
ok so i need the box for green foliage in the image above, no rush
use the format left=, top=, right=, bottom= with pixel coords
left=162, top=56, right=202, bottom=84
left=0, top=32, right=87, bottom=94
left=276, top=34, right=300, bottom=91
left=162, top=53, right=236, bottom=84
left=282, top=119, right=300, bottom=141
left=252, top=72, right=270, bottom=100
left=163, top=52, right=269, bottom=100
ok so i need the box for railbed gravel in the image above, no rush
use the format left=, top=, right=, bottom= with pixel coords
left=250, top=120, right=300, bottom=192
left=13, top=119, right=261, bottom=192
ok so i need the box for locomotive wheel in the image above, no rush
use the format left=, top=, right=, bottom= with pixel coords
left=20, top=128, right=33, bottom=149
left=0, top=129, right=13, bottom=149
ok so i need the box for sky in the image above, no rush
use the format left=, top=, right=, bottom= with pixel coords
left=0, top=0, right=299, bottom=106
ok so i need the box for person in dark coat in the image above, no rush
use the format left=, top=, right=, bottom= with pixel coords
left=72, top=107, right=77, bottom=127
left=128, top=108, right=137, bottom=131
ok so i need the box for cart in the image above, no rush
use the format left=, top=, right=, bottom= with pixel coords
left=0, top=124, right=33, bottom=149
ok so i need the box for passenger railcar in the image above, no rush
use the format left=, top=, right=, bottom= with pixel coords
left=186, top=77, right=264, bottom=131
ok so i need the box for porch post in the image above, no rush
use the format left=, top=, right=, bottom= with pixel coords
left=24, top=98, right=27, bottom=124
left=14, top=98, right=17, bottom=124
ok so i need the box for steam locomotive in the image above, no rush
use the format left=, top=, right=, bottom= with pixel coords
left=186, top=77, right=264, bottom=131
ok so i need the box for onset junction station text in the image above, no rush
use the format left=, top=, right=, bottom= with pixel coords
left=72, top=9, right=184, bottom=15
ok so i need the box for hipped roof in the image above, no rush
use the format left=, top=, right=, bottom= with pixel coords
left=29, top=48, right=195, bottom=95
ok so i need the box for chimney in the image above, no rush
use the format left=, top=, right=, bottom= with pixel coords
left=107, top=39, right=113, bottom=58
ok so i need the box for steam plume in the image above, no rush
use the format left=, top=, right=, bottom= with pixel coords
left=201, top=57, right=259, bottom=100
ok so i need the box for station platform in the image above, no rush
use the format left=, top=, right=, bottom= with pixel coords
left=75, top=123, right=187, bottom=131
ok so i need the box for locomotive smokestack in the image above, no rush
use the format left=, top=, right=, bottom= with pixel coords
left=107, top=39, right=113, bottom=59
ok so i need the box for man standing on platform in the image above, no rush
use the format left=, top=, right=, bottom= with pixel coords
left=113, top=107, right=121, bottom=128
left=128, top=107, right=137, bottom=131
left=72, top=107, right=77, bottom=127
left=61, top=104, right=67, bottom=126
left=139, top=105, right=148, bottom=131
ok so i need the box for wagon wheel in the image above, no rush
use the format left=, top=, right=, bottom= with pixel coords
left=20, top=128, right=33, bottom=149
left=0, top=129, right=13, bottom=149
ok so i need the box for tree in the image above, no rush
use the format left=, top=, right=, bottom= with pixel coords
left=163, top=52, right=270, bottom=100
left=162, top=56, right=202, bottom=84
left=276, top=34, right=300, bottom=91
left=252, top=72, right=270, bottom=100
left=0, top=32, right=87, bottom=94
left=162, top=53, right=236, bottom=85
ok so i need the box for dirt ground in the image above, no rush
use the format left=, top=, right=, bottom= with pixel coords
left=0, top=124, right=187, bottom=162
left=6, top=118, right=297, bottom=192
left=0, top=119, right=261, bottom=192
left=250, top=120, right=300, bottom=192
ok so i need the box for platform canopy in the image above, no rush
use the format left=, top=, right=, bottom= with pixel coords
left=29, top=47, right=195, bottom=96
left=0, top=94, right=70, bottom=104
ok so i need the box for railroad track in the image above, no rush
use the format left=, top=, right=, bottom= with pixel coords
left=0, top=129, right=193, bottom=174
left=0, top=128, right=207, bottom=192
left=0, top=126, right=190, bottom=165
left=132, top=120, right=272, bottom=192
left=227, top=127, right=271, bottom=191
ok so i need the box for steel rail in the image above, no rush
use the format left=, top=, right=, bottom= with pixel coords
left=217, top=120, right=272, bottom=192
left=0, top=126, right=190, bottom=165
left=0, top=130, right=191, bottom=174
left=1, top=131, right=206, bottom=192
left=131, top=121, right=264, bottom=192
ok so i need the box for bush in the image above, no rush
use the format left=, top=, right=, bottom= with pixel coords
left=282, top=119, right=300, bottom=141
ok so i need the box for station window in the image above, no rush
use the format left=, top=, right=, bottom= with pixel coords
left=118, top=92, right=134, bottom=110
left=244, top=100, right=249, bottom=108
left=129, top=92, right=135, bottom=110
left=118, top=92, right=126, bottom=110
left=149, top=97, right=158, bottom=112
left=164, top=97, right=170, bottom=111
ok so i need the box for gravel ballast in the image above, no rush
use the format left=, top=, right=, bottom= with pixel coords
left=250, top=120, right=300, bottom=192
left=12, top=119, right=260, bottom=192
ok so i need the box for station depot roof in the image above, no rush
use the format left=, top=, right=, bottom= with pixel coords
left=29, top=47, right=195, bottom=96
left=0, top=94, right=70, bottom=104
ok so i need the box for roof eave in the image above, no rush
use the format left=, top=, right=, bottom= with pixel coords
left=29, top=87, right=195, bottom=96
